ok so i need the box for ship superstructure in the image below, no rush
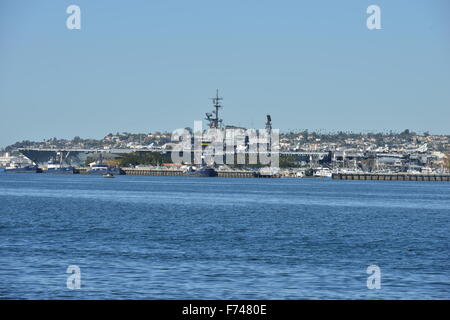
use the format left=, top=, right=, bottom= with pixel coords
left=205, top=89, right=223, bottom=129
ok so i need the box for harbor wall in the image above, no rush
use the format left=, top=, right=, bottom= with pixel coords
left=77, top=168, right=260, bottom=178
left=332, top=173, right=450, bottom=181
left=14, top=167, right=449, bottom=180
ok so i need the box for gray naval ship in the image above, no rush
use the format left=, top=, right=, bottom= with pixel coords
left=17, top=90, right=230, bottom=167
left=17, top=90, right=300, bottom=168
left=18, top=148, right=140, bottom=167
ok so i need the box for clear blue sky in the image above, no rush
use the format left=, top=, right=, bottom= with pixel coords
left=1, top=0, right=449, bottom=148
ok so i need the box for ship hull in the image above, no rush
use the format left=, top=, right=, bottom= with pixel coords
left=184, top=167, right=218, bottom=177
left=87, top=167, right=122, bottom=175
left=45, top=167, right=77, bottom=174
left=5, top=166, right=41, bottom=173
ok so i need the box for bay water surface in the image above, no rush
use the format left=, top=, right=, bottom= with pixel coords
left=0, top=173, right=449, bottom=299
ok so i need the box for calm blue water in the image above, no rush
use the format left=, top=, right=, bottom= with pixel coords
left=0, top=173, right=449, bottom=299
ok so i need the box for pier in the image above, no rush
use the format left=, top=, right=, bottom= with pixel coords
left=123, top=168, right=261, bottom=178
left=77, top=168, right=266, bottom=178
left=13, top=167, right=450, bottom=180
left=332, top=173, right=450, bottom=181
left=121, top=168, right=184, bottom=176
left=218, top=171, right=256, bottom=178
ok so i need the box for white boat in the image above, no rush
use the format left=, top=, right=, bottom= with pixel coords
left=421, top=167, right=433, bottom=174
left=295, top=170, right=306, bottom=178
left=313, top=167, right=332, bottom=178
left=45, top=153, right=76, bottom=174
left=87, top=162, right=121, bottom=175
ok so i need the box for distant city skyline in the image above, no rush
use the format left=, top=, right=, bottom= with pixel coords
left=1, top=0, right=450, bottom=148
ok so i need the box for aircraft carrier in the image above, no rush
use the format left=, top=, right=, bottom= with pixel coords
left=17, top=91, right=329, bottom=166
left=18, top=148, right=151, bottom=166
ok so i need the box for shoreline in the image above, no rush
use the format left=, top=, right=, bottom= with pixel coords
left=1, top=167, right=450, bottom=181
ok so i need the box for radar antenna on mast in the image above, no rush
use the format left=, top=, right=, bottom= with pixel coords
left=205, top=89, right=223, bottom=129
left=265, top=115, right=272, bottom=133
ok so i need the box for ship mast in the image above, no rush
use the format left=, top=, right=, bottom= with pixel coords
left=265, top=115, right=272, bottom=134
left=265, top=115, right=272, bottom=152
left=205, top=89, right=223, bottom=129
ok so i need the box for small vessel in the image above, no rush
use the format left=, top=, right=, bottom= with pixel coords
left=45, top=153, right=76, bottom=174
left=313, top=167, right=332, bottom=178
left=184, top=166, right=218, bottom=177
left=87, top=163, right=121, bottom=175
left=4, top=164, right=41, bottom=173
left=421, top=167, right=433, bottom=174
left=46, top=163, right=76, bottom=174
left=103, top=173, right=115, bottom=178
left=295, top=170, right=306, bottom=178
left=253, top=167, right=281, bottom=178
left=87, top=153, right=121, bottom=175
